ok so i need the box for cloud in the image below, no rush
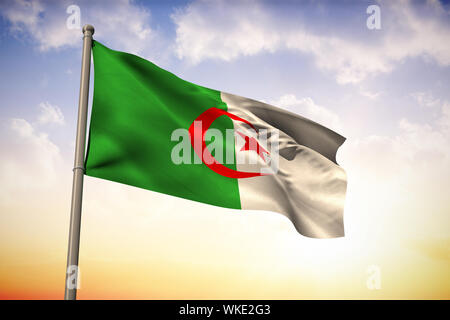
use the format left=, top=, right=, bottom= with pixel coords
left=339, top=94, right=450, bottom=238
left=171, top=0, right=280, bottom=64
left=0, top=117, right=64, bottom=201
left=172, top=0, right=450, bottom=84
left=1, top=0, right=78, bottom=50
left=2, top=0, right=43, bottom=32
left=359, top=89, right=381, bottom=100
left=271, top=94, right=342, bottom=132
left=345, top=96, right=450, bottom=174
left=0, top=0, right=159, bottom=59
left=37, top=101, right=65, bottom=125
left=0, top=99, right=73, bottom=200
left=284, top=31, right=394, bottom=85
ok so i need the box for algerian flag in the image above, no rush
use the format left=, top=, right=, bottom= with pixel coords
left=85, top=41, right=347, bottom=238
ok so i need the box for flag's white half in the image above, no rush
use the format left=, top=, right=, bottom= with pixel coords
left=223, top=92, right=347, bottom=238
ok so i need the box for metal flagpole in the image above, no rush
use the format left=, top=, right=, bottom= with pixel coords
left=64, top=24, right=94, bottom=300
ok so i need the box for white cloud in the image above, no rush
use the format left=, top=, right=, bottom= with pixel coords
left=284, top=31, right=394, bottom=85
left=360, top=89, right=381, bottom=100
left=172, top=0, right=450, bottom=84
left=271, top=94, right=342, bottom=132
left=1, top=0, right=78, bottom=50
left=171, top=0, right=280, bottom=64
left=384, top=0, right=450, bottom=66
left=37, top=101, right=65, bottom=125
left=0, top=99, right=74, bottom=201
left=0, top=0, right=158, bottom=59
left=338, top=96, right=450, bottom=239
left=2, top=0, right=43, bottom=32
left=0, top=118, right=64, bottom=201
left=344, top=96, right=450, bottom=174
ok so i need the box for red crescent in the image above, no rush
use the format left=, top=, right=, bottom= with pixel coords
left=188, top=107, right=267, bottom=179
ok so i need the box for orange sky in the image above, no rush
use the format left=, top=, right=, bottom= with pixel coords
left=1, top=172, right=449, bottom=299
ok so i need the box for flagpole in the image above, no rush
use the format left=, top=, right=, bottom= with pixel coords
left=64, top=24, right=94, bottom=300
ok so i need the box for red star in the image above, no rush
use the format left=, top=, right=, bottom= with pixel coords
left=237, top=131, right=269, bottom=162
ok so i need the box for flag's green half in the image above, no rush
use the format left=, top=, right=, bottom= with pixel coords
left=85, top=41, right=241, bottom=209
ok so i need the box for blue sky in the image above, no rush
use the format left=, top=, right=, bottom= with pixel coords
left=1, top=0, right=449, bottom=141
left=0, top=0, right=449, bottom=298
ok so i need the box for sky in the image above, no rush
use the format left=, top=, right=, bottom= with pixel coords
left=0, top=0, right=449, bottom=299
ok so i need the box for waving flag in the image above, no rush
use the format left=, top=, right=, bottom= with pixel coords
left=85, top=41, right=347, bottom=238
